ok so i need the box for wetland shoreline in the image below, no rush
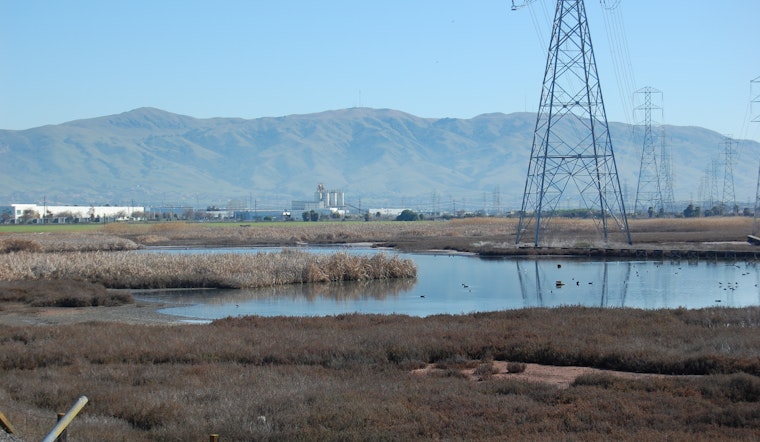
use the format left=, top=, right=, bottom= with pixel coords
left=3, top=217, right=760, bottom=440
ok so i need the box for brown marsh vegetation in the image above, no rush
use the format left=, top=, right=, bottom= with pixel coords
left=2, top=308, right=760, bottom=440
left=103, top=216, right=760, bottom=252
left=0, top=279, right=132, bottom=308
left=2, top=216, right=756, bottom=252
left=0, top=250, right=416, bottom=289
left=1, top=217, right=760, bottom=440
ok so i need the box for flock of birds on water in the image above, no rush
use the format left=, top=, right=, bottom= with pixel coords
left=225, top=257, right=759, bottom=309
left=417, top=261, right=759, bottom=306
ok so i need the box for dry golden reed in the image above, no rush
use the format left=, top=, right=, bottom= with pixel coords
left=7, top=215, right=755, bottom=255
left=1, top=232, right=139, bottom=252
left=0, top=250, right=416, bottom=289
left=95, top=216, right=755, bottom=251
left=115, top=219, right=520, bottom=245
left=0, top=238, right=43, bottom=253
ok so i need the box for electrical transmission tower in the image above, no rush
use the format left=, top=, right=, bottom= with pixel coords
left=753, top=76, right=760, bottom=124
left=697, top=173, right=708, bottom=208
left=659, top=126, right=676, bottom=214
left=709, top=159, right=721, bottom=210
left=632, top=87, right=663, bottom=216
left=722, top=136, right=737, bottom=214
left=752, top=76, right=760, bottom=234
left=516, top=0, right=631, bottom=245
left=492, top=185, right=502, bottom=216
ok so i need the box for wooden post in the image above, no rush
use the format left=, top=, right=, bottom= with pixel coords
left=0, top=411, right=16, bottom=434
left=41, top=396, right=88, bottom=442
left=209, top=434, right=219, bottom=442
left=55, top=412, right=67, bottom=442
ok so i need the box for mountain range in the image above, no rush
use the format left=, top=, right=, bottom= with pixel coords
left=1, top=107, right=757, bottom=212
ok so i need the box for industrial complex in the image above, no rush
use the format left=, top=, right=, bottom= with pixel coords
left=7, top=183, right=358, bottom=224
left=10, top=203, right=145, bottom=224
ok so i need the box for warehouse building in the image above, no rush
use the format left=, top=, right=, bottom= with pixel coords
left=11, top=203, right=144, bottom=223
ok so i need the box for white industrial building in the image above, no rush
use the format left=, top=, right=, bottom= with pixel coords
left=291, top=183, right=347, bottom=216
left=368, top=208, right=406, bottom=217
left=12, top=203, right=144, bottom=223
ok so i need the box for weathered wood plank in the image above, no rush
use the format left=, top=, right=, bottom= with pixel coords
left=0, top=411, right=16, bottom=434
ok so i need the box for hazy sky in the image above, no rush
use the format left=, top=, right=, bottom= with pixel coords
left=1, top=0, right=758, bottom=142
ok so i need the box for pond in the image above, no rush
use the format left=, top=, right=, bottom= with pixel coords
left=133, top=246, right=760, bottom=321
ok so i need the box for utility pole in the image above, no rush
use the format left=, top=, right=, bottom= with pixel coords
left=516, top=0, right=631, bottom=245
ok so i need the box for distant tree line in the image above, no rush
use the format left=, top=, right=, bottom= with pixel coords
left=682, top=203, right=751, bottom=218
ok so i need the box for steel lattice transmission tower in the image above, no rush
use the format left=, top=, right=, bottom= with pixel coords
left=516, top=0, right=631, bottom=245
left=659, top=126, right=676, bottom=214
left=632, top=87, right=663, bottom=216
left=722, top=136, right=737, bottom=214
left=753, top=76, right=760, bottom=124
left=751, top=76, right=760, bottom=234
left=701, top=160, right=721, bottom=210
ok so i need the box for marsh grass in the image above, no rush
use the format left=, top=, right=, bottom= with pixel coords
left=112, top=217, right=756, bottom=252
left=0, top=232, right=139, bottom=253
left=0, top=238, right=43, bottom=253
left=3, top=216, right=756, bottom=255
left=0, top=280, right=133, bottom=307
left=515, top=217, right=756, bottom=249
left=2, top=307, right=760, bottom=440
left=0, top=250, right=416, bottom=289
left=627, top=217, right=755, bottom=245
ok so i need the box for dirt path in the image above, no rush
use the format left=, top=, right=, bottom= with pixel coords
left=413, top=361, right=679, bottom=388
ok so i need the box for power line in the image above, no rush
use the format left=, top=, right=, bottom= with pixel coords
left=600, top=1, right=636, bottom=126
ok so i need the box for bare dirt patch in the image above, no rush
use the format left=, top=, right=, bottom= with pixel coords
left=0, top=302, right=188, bottom=326
left=412, top=361, right=677, bottom=388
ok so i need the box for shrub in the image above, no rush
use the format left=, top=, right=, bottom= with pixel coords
left=572, top=373, right=617, bottom=388
left=700, top=373, right=760, bottom=402
left=395, top=210, right=419, bottom=221
left=0, top=238, right=42, bottom=253
left=0, top=280, right=133, bottom=307
left=474, top=361, right=498, bottom=380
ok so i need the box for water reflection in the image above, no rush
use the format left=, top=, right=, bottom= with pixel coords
left=516, top=259, right=760, bottom=310
left=140, top=277, right=415, bottom=304
left=135, top=247, right=760, bottom=319
left=515, top=260, right=633, bottom=308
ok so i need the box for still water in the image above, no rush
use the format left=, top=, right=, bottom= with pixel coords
left=134, top=247, right=760, bottom=320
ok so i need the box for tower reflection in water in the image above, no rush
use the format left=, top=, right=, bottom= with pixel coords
left=516, top=260, right=632, bottom=308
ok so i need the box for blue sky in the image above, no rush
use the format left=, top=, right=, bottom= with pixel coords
left=1, top=0, right=758, bottom=143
